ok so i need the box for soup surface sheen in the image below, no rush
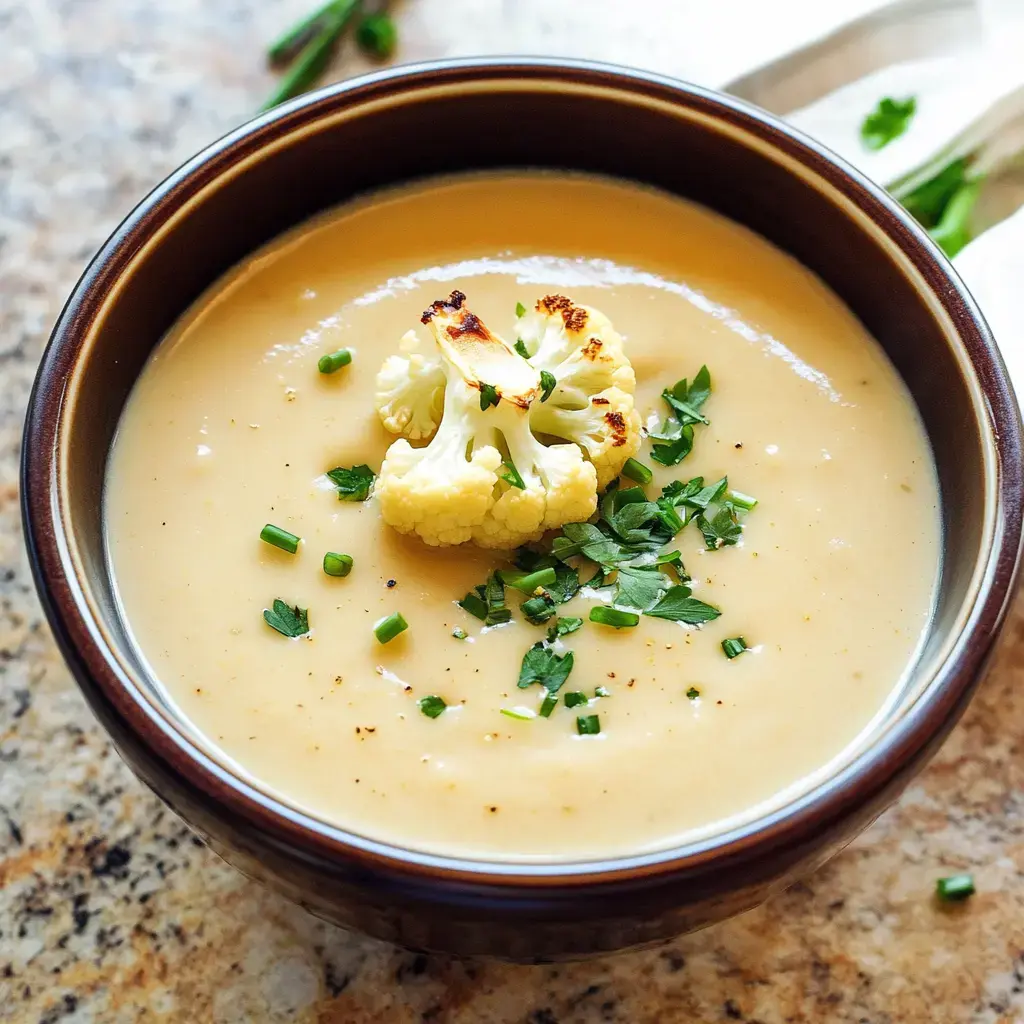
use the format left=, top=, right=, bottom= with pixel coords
left=107, top=173, right=940, bottom=861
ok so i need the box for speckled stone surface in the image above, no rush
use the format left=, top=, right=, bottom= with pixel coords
left=4, top=2, right=1024, bottom=1021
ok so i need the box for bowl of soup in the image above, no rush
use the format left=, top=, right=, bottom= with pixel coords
left=22, top=58, right=1023, bottom=960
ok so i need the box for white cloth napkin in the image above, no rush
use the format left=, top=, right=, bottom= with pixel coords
left=955, top=205, right=1024, bottom=393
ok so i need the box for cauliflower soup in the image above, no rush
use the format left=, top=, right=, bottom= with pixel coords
left=105, top=172, right=940, bottom=860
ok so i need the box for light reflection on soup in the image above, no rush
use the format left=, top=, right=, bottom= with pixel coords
left=105, top=173, right=940, bottom=860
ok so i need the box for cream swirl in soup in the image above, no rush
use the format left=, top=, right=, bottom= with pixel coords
left=105, top=173, right=940, bottom=860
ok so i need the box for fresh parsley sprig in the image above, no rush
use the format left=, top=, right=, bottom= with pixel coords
left=860, top=96, right=916, bottom=151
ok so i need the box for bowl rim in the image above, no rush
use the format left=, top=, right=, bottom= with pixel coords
left=22, top=56, right=1024, bottom=886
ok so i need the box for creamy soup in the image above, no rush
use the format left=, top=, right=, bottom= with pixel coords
left=106, top=173, right=940, bottom=861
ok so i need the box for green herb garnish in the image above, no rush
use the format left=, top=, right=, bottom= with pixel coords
left=374, top=612, right=408, bottom=644
left=322, top=551, right=353, bottom=577
left=522, top=593, right=557, bottom=625
left=612, top=565, right=672, bottom=612
left=594, top=685, right=611, bottom=698
left=860, top=96, right=916, bottom=151
left=725, top=489, right=758, bottom=512
left=589, top=606, right=639, bottom=629
left=501, top=706, right=536, bottom=721
left=499, top=458, right=526, bottom=490
left=576, top=714, right=601, bottom=736
left=263, top=599, right=310, bottom=638
left=326, top=463, right=375, bottom=501
left=686, top=686, right=701, bottom=700
left=417, top=695, right=447, bottom=719
left=936, top=874, right=975, bottom=902
left=355, top=11, right=397, bottom=59
left=621, top=458, right=653, bottom=485
left=650, top=366, right=711, bottom=466
left=539, top=370, right=557, bottom=403
left=518, top=643, right=575, bottom=697
left=564, top=691, right=588, bottom=709
left=547, top=616, right=583, bottom=641
left=261, top=0, right=360, bottom=110
left=459, top=572, right=512, bottom=626
left=500, top=567, right=557, bottom=594
left=514, top=339, right=530, bottom=358
left=260, top=524, right=300, bottom=554
left=901, top=158, right=984, bottom=258
left=696, top=506, right=742, bottom=550
left=929, top=178, right=983, bottom=259
left=515, top=301, right=527, bottom=318
left=479, top=383, right=500, bottom=410
left=452, top=627, right=468, bottom=640
left=722, top=637, right=748, bottom=659
left=317, top=348, right=352, bottom=374
left=539, top=692, right=559, bottom=718
left=646, top=586, right=721, bottom=624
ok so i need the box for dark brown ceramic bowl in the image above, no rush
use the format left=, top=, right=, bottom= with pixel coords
left=22, top=58, right=1024, bottom=961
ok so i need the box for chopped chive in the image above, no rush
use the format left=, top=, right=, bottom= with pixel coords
left=452, top=627, right=468, bottom=640
left=621, top=458, right=653, bottom=485
left=515, top=301, right=527, bottom=318
left=539, top=692, right=558, bottom=718
left=260, top=523, right=300, bottom=554
left=936, top=874, right=975, bottom=902
left=500, top=706, right=536, bottom=721
left=686, top=686, right=701, bottom=700
left=589, top=606, right=639, bottom=629
left=322, top=551, right=353, bottom=577
left=726, top=489, right=758, bottom=511
left=722, top=637, right=748, bottom=659
left=576, top=714, right=601, bottom=735
left=355, top=11, right=397, bottom=59
left=318, top=348, right=352, bottom=374
left=266, top=0, right=348, bottom=65
left=417, top=695, right=446, bottom=719
left=500, top=567, right=557, bottom=594
left=594, top=685, right=611, bottom=698
left=522, top=594, right=557, bottom=624
left=374, top=612, right=408, bottom=644
left=260, top=0, right=359, bottom=110
left=564, top=691, right=588, bottom=709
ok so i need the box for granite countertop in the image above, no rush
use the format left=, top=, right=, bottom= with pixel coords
left=4, top=1, right=1024, bottom=1020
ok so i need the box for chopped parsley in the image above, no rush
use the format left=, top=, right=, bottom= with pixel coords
left=651, top=366, right=711, bottom=466
left=860, top=96, right=916, bottom=151
left=263, top=599, right=309, bottom=638
left=539, top=370, right=557, bottom=402
left=515, top=301, right=527, bottom=318
left=518, top=642, right=575, bottom=697
left=612, top=565, right=672, bottom=612
left=686, top=686, right=701, bottom=700
left=539, top=692, right=559, bottom=718
left=326, top=464, right=375, bottom=501
left=452, top=627, right=468, bottom=640
left=417, top=695, right=447, bottom=719
left=696, top=505, right=743, bottom=550
left=547, top=616, right=583, bottom=641
left=564, top=691, right=588, bottom=708
left=646, top=586, right=721, bottom=624
left=479, top=382, right=500, bottom=410
left=576, top=714, right=601, bottom=736
left=594, top=685, right=611, bottom=698
left=514, top=339, right=530, bottom=358
left=722, top=637, right=748, bottom=659
left=459, top=572, right=512, bottom=626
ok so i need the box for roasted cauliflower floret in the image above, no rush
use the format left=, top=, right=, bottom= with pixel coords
left=374, top=329, right=446, bottom=439
left=519, top=295, right=642, bottom=488
left=375, top=291, right=597, bottom=549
